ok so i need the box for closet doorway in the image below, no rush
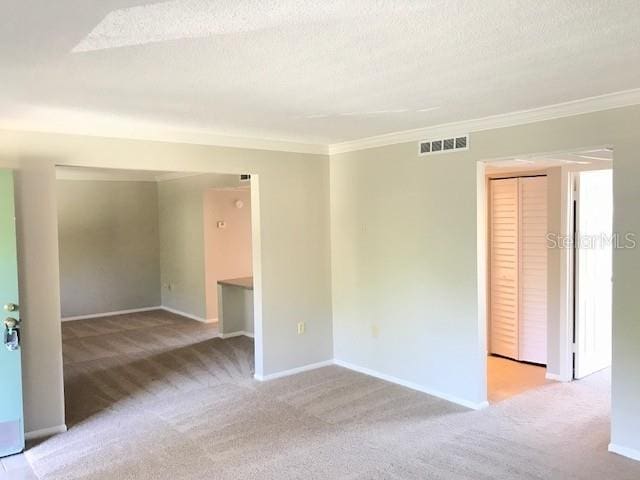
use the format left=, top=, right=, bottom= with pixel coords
left=482, top=148, right=614, bottom=403
left=488, top=174, right=550, bottom=402
left=489, top=175, right=548, bottom=364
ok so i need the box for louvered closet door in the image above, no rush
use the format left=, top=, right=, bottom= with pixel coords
left=518, top=177, right=547, bottom=364
left=489, top=178, right=519, bottom=360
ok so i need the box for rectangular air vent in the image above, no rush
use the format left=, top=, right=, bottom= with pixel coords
left=419, top=134, right=469, bottom=156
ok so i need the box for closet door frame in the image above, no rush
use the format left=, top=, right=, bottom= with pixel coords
left=488, top=174, right=548, bottom=364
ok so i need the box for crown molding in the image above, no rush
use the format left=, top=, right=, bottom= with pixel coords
left=56, top=166, right=160, bottom=182
left=55, top=168, right=230, bottom=183
left=154, top=172, right=204, bottom=182
left=0, top=107, right=328, bottom=156
left=328, top=88, right=640, bottom=155
left=6, top=88, right=640, bottom=158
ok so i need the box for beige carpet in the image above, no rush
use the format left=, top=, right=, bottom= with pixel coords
left=25, top=311, right=640, bottom=479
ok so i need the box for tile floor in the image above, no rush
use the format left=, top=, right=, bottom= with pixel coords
left=487, top=354, right=554, bottom=403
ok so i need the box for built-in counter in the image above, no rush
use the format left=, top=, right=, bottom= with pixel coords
left=217, top=277, right=254, bottom=338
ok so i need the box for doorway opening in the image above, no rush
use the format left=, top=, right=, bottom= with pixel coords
left=479, top=148, right=613, bottom=403
left=54, top=166, right=261, bottom=427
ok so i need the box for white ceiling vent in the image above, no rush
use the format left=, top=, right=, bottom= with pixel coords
left=419, top=134, right=469, bottom=156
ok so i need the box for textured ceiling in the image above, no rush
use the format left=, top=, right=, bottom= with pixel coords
left=2, top=1, right=640, bottom=145
left=484, top=149, right=613, bottom=173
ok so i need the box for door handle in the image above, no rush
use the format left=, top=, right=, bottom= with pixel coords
left=4, top=316, right=20, bottom=351
left=4, top=303, right=18, bottom=312
left=4, top=317, right=18, bottom=330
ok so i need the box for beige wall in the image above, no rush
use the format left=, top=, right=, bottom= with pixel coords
left=204, top=188, right=253, bottom=320
left=330, top=105, right=640, bottom=453
left=57, top=176, right=252, bottom=323
left=3, top=104, right=640, bottom=457
left=57, top=180, right=161, bottom=318
left=0, top=131, right=333, bottom=434
left=218, top=283, right=254, bottom=335
left=157, top=174, right=241, bottom=320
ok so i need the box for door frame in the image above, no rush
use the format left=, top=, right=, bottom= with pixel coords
left=569, top=168, right=614, bottom=380
left=486, top=173, right=549, bottom=364
left=53, top=165, right=266, bottom=379
left=477, top=146, right=614, bottom=403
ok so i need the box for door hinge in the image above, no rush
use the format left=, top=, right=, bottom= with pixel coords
left=572, top=343, right=577, bottom=353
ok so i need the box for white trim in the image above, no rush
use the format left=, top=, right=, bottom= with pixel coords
left=5, top=90, right=639, bottom=158
left=0, top=109, right=327, bottom=156
left=476, top=162, right=489, bottom=405
left=249, top=176, right=264, bottom=379
left=160, top=306, right=217, bottom=324
left=255, top=358, right=490, bottom=410
left=55, top=168, right=205, bottom=183
left=561, top=168, right=578, bottom=382
left=61, top=306, right=218, bottom=324
left=56, top=166, right=159, bottom=182
left=334, top=359, right=489, bottom=410
left=329, top=88, right=640, bottom=155
left=155, top=172, right=206, bottom=182
left=220, top=331, right=254, bottom=339
left=25, top=424, right=67, bottom=441
left=545, top=372, right=566, bottom=382
left=608, top=443, right=640, bottom=462
left=253, top=360, right=334, bottom=381
left=61, top=306, right=161, bottom=322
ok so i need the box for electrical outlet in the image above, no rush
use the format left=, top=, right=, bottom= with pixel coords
left=297, top=322, right=305, bottom=335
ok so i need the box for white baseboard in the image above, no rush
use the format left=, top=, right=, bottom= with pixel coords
left=220, top=331, right=254, bottom=339
left=255, top=358, right=490, bottom=410
left=546, top=371, right=574, bottom=382
left=609, top=443, right=640, bottom=462
left=61, top=307, right=161, bottom=322
left=61, top=306, right=218, bottom=324
left=160, top=306, right=217, bottom=324
left=254, top=360, right=334, bottom=382
left=25, top=424, right=67, bottom=441
left=334, top=359, right=489, bottom=410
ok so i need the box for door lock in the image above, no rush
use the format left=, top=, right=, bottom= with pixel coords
left=4, top=303, right=18, bottom=312
left=4, top=316, right=20, bottom=351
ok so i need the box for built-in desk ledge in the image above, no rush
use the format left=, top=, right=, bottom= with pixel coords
left=218, top=277, right=253, bottom=290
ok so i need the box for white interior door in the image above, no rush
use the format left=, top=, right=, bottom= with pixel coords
left=575, top=170, right=613, bottom=379
left=518, top=177, right=548, bottom=364
left=489, top=178, right=519, bottom=360
left=0, top=170, right=24, bottom=457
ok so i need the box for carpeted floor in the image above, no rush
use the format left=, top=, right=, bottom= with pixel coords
left=24, top=310, right=640, bottom=479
